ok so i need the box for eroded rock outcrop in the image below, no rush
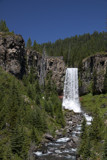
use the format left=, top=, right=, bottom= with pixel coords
left=0, top=33, right=66, bottom=93
left=0, top=33, right=26, bottom=78
left=46, top=56, right=66, bottom=94
left=26, top=49, right=42, bottom=76
left=26, top=51, right=66, bottom=93
left=80, top=53, right=107, bottom=95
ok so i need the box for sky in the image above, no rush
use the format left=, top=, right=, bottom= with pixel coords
left=0, top=0, right=107, bottom=44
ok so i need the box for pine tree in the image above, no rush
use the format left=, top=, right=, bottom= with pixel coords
left=104, top=66, right=107, bottom=93
left=79, top=118, right=88, bottom=154
left=0, top=20, right=9, bottom=32
left=90, top=107, right=103, bottom=141
left=103, top=138, right=107, bottom=160
left=26, top=38, right=32, bottom=49
left=11, top=127, right=24, bottom=156
left=79, top=119, right=91, bottom=159
left=32, top=40, right=37, bottom=51
left=7, top=80, right=22, bottom=129
left=82, top=135, right=91, bottom=159
left=80, top=117, right=87, bottom=139
left=92, top=70, right=97, bottom=95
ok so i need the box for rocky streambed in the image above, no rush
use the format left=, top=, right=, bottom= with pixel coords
left=33, top=111, right=85, bottom=160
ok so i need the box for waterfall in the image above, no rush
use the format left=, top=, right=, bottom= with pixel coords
left=62, top=68, right=81, bottom=113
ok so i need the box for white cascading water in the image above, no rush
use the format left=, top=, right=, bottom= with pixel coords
left=62, top=68, right=81, bottom=113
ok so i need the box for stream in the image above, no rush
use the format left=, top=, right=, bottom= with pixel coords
left=33, top=112, right=92, bottom=160
left=33, top=68, right=93, bottom=160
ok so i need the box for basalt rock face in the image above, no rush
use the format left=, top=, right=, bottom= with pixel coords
left=26, top=52, right=66, bottom=94
left=0, top=33, right=26, bottom=78
left=79, top=53, right=107, bottom=95
left=26, top=49, right=42, bottom=76
left=0, top=33, right=66, bottom=93
left=46, top=56, right=66, bottom=94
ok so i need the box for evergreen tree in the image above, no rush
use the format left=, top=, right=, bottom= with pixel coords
left=103, top=137, right=107, bottom=160
left=104, top=66, right=107, bottom=93
left=7, top=80, right=22, bottom=129
left=92, top=70, right=97, bottom=95
left=32, top=40, right=37, bottom=51
left=31, top=127, right=39, bottom=143
left=90, top=107, right=103, bottom=141
left=82, top=135, right=91, bottom=159
left=79, top=118, right=91, bottom=159
left=80, top=117, right=87, bottom=139
left=26, top=38, right=32, bottom=49
left=11, top=127, right=24, bottom=156
left=0, top=20, right=9, bottom=32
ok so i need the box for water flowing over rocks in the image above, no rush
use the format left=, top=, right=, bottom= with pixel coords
left=33, top=111, right=83, bottom=160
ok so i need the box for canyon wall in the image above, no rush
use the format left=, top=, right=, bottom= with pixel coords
left=0, top=33, right=107, bottom=96
left=0, top=33, right=65, bottom=93
left=0, top=33, right=26, bottom=78
left=79, top=53, right=107, bottom=95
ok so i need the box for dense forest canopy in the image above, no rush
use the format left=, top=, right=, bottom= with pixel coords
left=26, top=31, right=107, bottom=68
left=0, top=67, right=65, bottom=159
left=40, top=31, right=107, bottom=68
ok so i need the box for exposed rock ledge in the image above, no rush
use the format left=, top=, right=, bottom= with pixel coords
left=0, top=33, right=66, bottom=93
left=0, top=33, right=26, bottom=78
left=79, top=53, right=107, bottom=95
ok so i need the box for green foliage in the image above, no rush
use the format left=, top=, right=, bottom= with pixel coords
left=103, top=136, right=107, bottom=160
left=104, top=66, right=107, bottom=93
left=0, top=67, right=65, bottom=159
left=40, top=31, right=107, bottom=67
left=90, top=108, right=104, bottom=141
left=87, top=80, right=94, bottom=94
left=26, top=37, right=32, bottom=49
left=32, top=40, right=40, bottom=51
left=79, top=93, right=107, bottom=159
left=32, top=40, right=37, bottom=50
left=79, top=118, right=91, bottom=159
left=0, top=20, right=9, bottom=32
left=80, top=118, right=87, bottom=139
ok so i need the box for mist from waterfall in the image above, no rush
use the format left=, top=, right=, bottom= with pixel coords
left=62, top=68, right=81, bottom=113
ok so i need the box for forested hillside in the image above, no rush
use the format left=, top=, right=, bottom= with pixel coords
left=39, top=31, right=107, bottom=67
left=0, top=67, right=65, bottom=159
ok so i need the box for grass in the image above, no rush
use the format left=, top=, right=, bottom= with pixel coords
left=79, top=93, right=107, bottom=159
left=80, top=93, right=107, bottom=119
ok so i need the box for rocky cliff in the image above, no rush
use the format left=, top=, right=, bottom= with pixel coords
left=26, top=49, right=42, bottom=76
left=0, top=33, right=107, bottom=96
left=0, top=32, right=26, bottom=78
left=79, top=53, right=107, bottom=95
left=26, top=52, right=66, bottom=93
left=46, top=56, right=65, bottom=94
left=0, top=33, right=66, bottom=93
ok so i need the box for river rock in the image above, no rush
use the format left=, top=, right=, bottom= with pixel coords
left=72, top=137, right=79, bottom=144
left=44, top=133, right=54, bottom=141
left=100, top=103, right=107, bottom=108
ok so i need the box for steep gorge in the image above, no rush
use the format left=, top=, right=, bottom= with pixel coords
left=0, top=32, right=107, bottom=95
